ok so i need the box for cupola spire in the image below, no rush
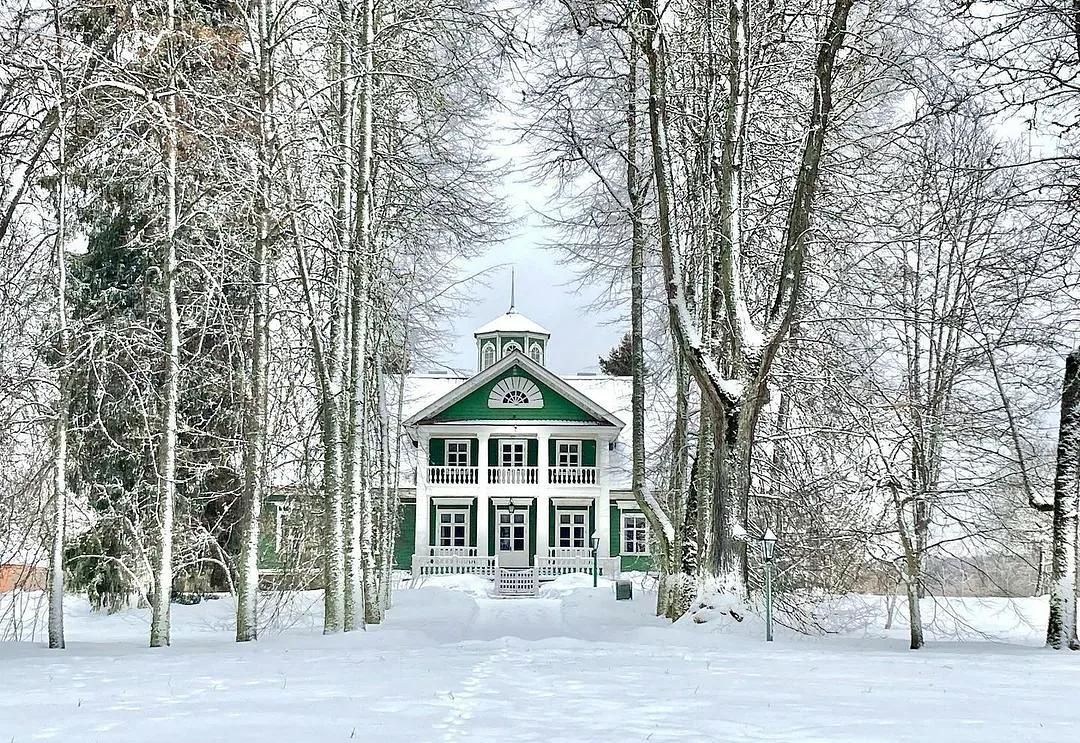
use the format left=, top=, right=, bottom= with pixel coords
left=509, top=266, right=516, bottom=313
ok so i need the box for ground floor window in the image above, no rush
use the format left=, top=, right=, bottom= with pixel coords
left=438, top=509, right=469, bottom=547
left=557, top=509, right=588, bottom=548
left=622, top=512, right=649, bottom=554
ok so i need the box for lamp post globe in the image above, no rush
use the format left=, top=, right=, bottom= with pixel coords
left=761, top=528, right=777, bottom=642
left=590, top=531, right=600, bottom=588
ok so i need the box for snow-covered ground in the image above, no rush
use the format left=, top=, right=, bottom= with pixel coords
left=1, top=577, right=1077, bottom=742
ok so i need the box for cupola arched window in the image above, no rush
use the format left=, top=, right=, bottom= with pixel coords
left=481, top=342, right=496, bottom=370
left=529, top=343, right=543, bottom=365
left=503, top=341, right=523, bottom=358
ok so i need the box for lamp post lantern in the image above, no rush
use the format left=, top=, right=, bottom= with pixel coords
left=762, top=527, right=777, bottom=642
left=590, top=532, right=600, bottom=588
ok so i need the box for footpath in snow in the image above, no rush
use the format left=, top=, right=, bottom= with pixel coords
left=0, top=575, right=1078, bottom=743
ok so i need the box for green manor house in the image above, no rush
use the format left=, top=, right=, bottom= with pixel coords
left=263, top=303, right=653, bottom=593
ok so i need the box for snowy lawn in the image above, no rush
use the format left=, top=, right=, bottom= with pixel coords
left=1, top=578, right=1077, bottom=742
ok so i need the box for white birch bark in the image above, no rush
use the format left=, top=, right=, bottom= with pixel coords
left=1047, top=349, right=1080, bottom=650
left=236, top=0, right=274, bottom=643
left=150, top=3, right=180, bottom=646
left=48, top=24, right=68, bottom=647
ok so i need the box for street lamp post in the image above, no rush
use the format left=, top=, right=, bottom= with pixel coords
left=590, top=532, right=600, bottom=588
left=762, top=527, right=777, bottom=642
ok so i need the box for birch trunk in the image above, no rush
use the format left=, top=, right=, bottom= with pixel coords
left=322, top=0, right=356, bottom=633
left=150, top=12, right=180, bottom=646
left=48, top=40, right=68, bottom=648
left=1047, top=348, right=1080, bottom=650
left=236, top=0, right=274, bottom=643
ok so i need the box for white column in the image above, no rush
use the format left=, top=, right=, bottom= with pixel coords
left=536, top=431, right=550, bottom=557
left=477, top=433, right=490, bottom=556
left=596, top=436, right=611, bottom=558
left=416, top=432, right=430, bottom=556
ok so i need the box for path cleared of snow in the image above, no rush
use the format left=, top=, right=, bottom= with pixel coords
left=1, top=580, right=1078, bottom=742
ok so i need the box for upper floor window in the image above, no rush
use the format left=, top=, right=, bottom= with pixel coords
left=488, top=377, right=543, bottom=408
left=503, top=341, right=523, bottom=357
left=529, top=343, right=543, bottom=365
left=445, top=440, right=470, bottom=468
left=481, top=342, right=496, bottom=370
left=557, top=441, right=581, bottom=468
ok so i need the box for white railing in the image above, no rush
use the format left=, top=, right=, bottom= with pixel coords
left=413, top=547, right=497, bottom=578
left=536, top=553, right=620, bottom=580
left=548, top=467, right=598, bottom=485
left=496, top=567, right=538, bottom=597
left=488, top=466, right=539, bottom=485
left=427, top=466, right=479, bottom=485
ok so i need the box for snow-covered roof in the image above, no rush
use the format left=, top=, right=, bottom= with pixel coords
left=473, top=309, right=550, bottom=336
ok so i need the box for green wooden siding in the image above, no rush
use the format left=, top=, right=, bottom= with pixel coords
left=610, top=503, right=655, bottom=571
left=428, top=437, right=479, bottom=466
left=431, top=365, right=602, bottom=422
left=393, top=501, right=416, bottom=569
left=583, top=439, right=596, bottom=466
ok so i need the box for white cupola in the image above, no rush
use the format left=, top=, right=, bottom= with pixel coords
left=474, top=270, right=550, bottom=370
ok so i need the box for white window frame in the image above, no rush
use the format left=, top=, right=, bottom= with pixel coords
left=529, top=342, right=544, bottom=365
left=621, top=512, right=649, bottom=555
left=503, top=340, right=523, bottom=358
left=500, top=439, right=527, bottom=468
left=444, top=439, right=471, bottom=468
left=556, top=440, right=581, bottom=468
left=556, top=508, right=588, bottom=549
left=437, top=508, right=470, bottom=548
left=481, top=342, right=496, bottom=369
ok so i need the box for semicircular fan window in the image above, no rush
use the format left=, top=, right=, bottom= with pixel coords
left=487, top=377, right=544, bottom=409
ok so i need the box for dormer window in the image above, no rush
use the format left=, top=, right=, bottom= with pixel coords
left=529, top=342, right=543, bottom=365
left=481, top=342, right=496, bottom=370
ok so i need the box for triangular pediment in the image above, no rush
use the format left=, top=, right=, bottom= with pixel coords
left=405, top=352, right=624, bottom=428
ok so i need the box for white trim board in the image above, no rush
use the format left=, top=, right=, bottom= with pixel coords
left=431, top=497, right=475, bottom=506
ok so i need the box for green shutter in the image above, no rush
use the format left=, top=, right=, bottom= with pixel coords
left=470, top=438, right=479, bottom=466
left=469, top=500, right=478, bottom=547
left=527, top=439, right=538, bottom=467
left=609, top=504, right=620, bottom=556
left=488, top=437, right=498, bottom=464
left=548, top=439, right=556, bottom=466
left=529, top=500, right=538, bottom=566
left=429, top=439, right=444, bottom=466
left=582, top=439, right=597, bottom=466
left=393, top=502, right=416, bottom=569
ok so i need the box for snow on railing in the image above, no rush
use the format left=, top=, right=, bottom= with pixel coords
left=413, top=547, right=497, bottom=579
left=427, top=466, right=479, bottom=485
left=487, top=466, right=538, bottom=485
left=548, top=466, right=597, bottom=485
left=536, top=553, right=620, bottom=579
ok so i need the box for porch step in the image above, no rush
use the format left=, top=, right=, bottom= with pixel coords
left=495, top=567, right=538, bottom=598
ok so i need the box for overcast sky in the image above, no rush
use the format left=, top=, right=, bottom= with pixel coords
left=438, top=105, right=627, bottom=376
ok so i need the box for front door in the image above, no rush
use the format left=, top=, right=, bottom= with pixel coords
left=496, top=507, right=530, bottom=567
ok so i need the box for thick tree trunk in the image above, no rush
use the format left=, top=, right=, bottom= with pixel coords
left=236, top=0, right=274, bottom=643
left=1047, top=348, right=1080, bottom=650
